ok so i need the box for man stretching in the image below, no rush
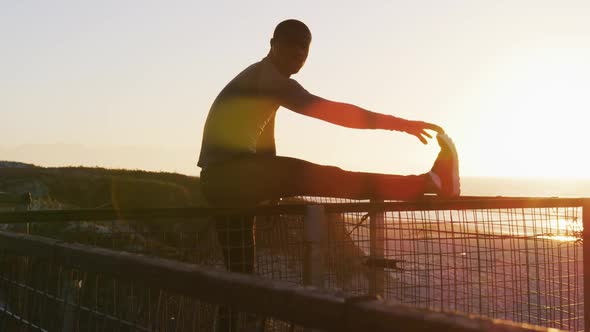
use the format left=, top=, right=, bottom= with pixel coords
left=198, top=18, right=459, bottom=331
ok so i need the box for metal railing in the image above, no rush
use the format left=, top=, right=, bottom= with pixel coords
left=0, top=196, right=588, bottom=331
left=0, top=229, right=559, bottom=332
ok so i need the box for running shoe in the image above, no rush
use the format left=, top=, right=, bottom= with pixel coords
left=428, top=133, right=460, bottom=198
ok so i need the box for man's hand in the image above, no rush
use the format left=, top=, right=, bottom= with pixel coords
left=403, top=120, right=444, bottom=144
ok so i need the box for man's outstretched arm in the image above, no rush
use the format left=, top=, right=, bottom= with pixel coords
left=290, top=96, right=443, bottom=144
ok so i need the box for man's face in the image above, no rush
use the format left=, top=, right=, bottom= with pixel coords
left=272, top=38, right=310, bottom=75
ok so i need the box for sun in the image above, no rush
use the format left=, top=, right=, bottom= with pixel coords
left=473, top=48, right=590, bottom=179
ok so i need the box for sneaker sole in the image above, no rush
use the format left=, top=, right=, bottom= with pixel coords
left=437, top=133, right=460, bottom=197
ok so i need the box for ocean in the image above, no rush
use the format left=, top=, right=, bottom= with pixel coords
left=462, top=176, right=590, bottom=198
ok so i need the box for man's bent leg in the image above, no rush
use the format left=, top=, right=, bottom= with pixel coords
left=215, top=216, right=255, bottom=273
left=201, top=174, right=257, bottom=332
left=212, top=216, right=255, bottom=332
left=210, top=216, right=255, bottom=332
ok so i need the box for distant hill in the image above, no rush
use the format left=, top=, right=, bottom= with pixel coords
left=0, top=163, right=207, bottom=209
left=0, top=161, right=36, bottom=168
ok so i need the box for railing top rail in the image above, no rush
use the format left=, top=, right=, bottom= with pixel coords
left=0, top=196, right=587, bottom=224
left=325, top=196, right=590, bottom=213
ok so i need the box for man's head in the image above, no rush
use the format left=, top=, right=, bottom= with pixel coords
left=269, top=19, right=312, bottom=76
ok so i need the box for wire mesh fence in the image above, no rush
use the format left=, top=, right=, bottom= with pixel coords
left=0, top=197, right=586, bottom=331
left=0, top=231, right=300, bottom=332
left=354, top=206, right=583, bottom=330
left=0, top=255, right=217, bottom=332
left=0, top=229, right=556, bottom=332
left=309, top=198, right=585, bottom=331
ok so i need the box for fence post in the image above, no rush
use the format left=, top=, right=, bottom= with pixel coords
left=584, top=200, right=590, bottom=331
left=303, top=205, right=326, bottom=289
left=369, top=200, right=385, bottom=297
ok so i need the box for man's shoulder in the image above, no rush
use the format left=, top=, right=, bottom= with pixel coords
left=232, top=59, right=265, bottom=82
left=220, top=58, right=306, bottom=99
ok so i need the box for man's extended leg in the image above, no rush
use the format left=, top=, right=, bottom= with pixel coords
left=201, top=155, right=431, bottom=204
left=201, top=132, right=459, bottom=203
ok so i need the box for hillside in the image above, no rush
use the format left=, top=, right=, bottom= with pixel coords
left=0, top=163, right=207, bottom=209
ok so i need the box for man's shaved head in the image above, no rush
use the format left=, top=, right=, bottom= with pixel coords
left=269, top=19, right=311, bottom=76
left=272, top=19, right=312, bottom=45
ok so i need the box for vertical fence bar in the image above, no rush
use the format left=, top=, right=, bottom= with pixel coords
left=584, top=200, right=590, bottom=332
left=369, top=200, right=385, bottom=297
left=303, top=205, right=326, bottom=289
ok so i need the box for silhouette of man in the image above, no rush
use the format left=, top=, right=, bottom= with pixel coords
left=199, top=18, right=458, bottom=202
left=198, top=18, right=459, bottom=331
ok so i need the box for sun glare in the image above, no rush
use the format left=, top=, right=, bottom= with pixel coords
left=538, top=235, right=580, bottom=243
left=476, top=48, right=590, bottom=178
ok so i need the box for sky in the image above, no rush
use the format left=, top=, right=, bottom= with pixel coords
left=2, top=1, right=590, bottom=178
